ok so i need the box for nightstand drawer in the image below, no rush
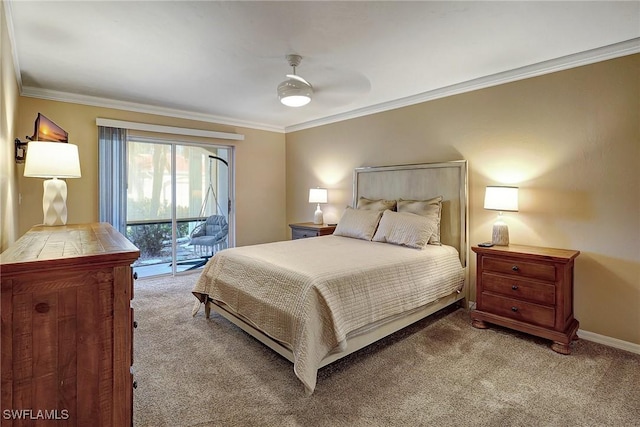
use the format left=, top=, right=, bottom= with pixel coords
left=482, top=256, right=555, bottom=281
left=289, top=223, right=336, bottom=240
left=481, top=293, right=555, bottom=328
left=482, top=272, right=555, bottom=305
left=292, top=228, right=318, bottom=239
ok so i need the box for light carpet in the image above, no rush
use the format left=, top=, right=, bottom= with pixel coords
left=132, top=273, right=640, bottom=427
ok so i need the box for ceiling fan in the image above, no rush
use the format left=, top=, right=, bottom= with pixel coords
left=277, top=54, right=313, bottom=107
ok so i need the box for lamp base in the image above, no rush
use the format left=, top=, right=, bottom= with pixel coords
left=313, top=204, right=324, bottom=225
left=491, top=221, right=509, bottom=246
left=42, top=178, right=68, bottom=226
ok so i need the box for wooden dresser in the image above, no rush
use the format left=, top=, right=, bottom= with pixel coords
left=288, top=222, right=336, bottom=240
left=470, top=244, right=580, bottom=354
left=0, top=223, right=139, bottom=426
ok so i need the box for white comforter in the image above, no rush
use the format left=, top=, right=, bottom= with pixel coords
left=192, top=235, right=464, bottom=394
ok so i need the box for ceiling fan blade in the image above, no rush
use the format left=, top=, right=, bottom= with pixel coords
left=307, top=68, right=371, bottom=107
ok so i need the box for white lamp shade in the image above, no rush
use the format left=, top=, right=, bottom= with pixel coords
left=484, top=186, right=518, bottom=212
left=24, top=141, right=82, bottom=178
left=309, top=188, right=328, bottom=204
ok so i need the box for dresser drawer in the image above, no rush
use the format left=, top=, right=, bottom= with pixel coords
left=482, top=256, right=556, bottom=281
left=482, top=272, right=555, bottom=305
left=481, top=293, right=555, bottom=328
left=292, top=228, right=318, bottom=239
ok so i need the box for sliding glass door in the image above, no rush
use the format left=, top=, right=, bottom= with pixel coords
left=125, top=138, right=233, bottom=278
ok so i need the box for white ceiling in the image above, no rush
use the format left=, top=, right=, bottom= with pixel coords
left=5, top=1, right=640, bottom=133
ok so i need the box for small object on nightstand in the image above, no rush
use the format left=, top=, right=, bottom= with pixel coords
left=327, top=223, right=337, bottom=226
left=483, top=186, right=519, bottom=246
left=289, top=222, right=336, bottom=240
left=477, top=242, right=494, bottom=247
left=309, top=188, right=328, bottom=225
left=470, top=244, right=580, bottom=354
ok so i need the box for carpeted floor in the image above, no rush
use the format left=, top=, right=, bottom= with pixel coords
left=133, top=273, right=640, bottom=427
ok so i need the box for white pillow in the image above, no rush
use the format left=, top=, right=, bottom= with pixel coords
left=397, top=196, right=442, bottom=245
left=372, top=210, right=436, bottom=249
left=356, top=196, right=397, bottom=212
left=333, top=207, right=383, bottom=241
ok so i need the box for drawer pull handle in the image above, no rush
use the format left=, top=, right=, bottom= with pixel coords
left=133, top=272, right=138, bottom=280
left=511, top=285, right=519, bottom=290
left=35, top=302, right=50, bottom=313
left=511, top=265, right=519, bottom=271
left=511, top=306, right=519, bottom=312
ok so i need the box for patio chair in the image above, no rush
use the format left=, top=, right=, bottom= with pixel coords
left=185, top=215, right=229, bottom=270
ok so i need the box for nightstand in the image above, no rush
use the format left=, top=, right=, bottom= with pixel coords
left=471, top=244, right=580, bottom=354
left=289, top=222, right=336, bottom=240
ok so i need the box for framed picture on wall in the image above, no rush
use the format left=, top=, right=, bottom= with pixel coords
left=32, top=113, right=68, bottom=143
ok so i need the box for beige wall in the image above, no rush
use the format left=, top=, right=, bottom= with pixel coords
left=286, top=54, right=640, bottom=345
left=1, top=4, right=20, bottom=251
left=15, top=98, right=287, bottom=247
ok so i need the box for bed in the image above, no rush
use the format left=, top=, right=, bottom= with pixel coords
left=192, top=160, right=469, bottom=394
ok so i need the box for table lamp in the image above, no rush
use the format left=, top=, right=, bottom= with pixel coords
left=309, top=188, right=328, bottom=225
left=484, top=186, right=518, bottom=246
left=24, top=141, right=82, bottom=226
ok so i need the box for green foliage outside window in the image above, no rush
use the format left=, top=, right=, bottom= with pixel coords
left=127, top=224, right=168, bottom=258
left=126, top=197, right=196, bottom=259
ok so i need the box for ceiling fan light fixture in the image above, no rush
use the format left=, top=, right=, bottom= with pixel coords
left=278, top=79, right=313, bottom=107
left=278, top=54, right=313, bottom=107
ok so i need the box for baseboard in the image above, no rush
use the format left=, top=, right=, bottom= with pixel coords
left=468, top=301, right=639, bottom=354
left=578, top=329, right=640, bottom=355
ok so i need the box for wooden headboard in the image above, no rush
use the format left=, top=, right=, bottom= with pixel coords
left=353, top=160, right=468, bottom=267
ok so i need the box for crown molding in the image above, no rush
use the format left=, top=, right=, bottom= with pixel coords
left=19, top=87, right=286, bottom=133
left=3, top=1, right=23, bottom=92
left=285, top=38, right=640, bottom=133
left=12, top=24, right=638, bottom=135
